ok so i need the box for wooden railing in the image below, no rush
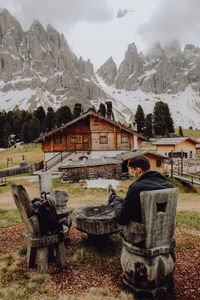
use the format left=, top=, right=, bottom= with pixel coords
left=172, top=170, right=200, bottom=186
left=45, top=143, right=89, bottom=171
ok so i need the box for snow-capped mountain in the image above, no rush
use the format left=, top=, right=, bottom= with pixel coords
left=96, top=41, right=200, bottom=129
left=1, top=9, right=200, bottom=129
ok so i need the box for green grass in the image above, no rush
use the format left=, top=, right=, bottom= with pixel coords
left=0, top=209, right=21, bottom=228
left=176, top=211, right=200, bottom=230
left=167, top=177, right=199, bottom=193
left=0, top=145, right=43, bottom=169
left=175, top=128, right=200, bottom=139
left=0, top=253, right=54, bottom=300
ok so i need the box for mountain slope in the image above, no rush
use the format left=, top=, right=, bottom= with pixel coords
left=96, top=41, right=200, bottom=129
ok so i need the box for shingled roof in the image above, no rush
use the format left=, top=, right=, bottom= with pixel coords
left=153, top=137, right=198, bottom=145
left=34, top=109, right=148, bottom=143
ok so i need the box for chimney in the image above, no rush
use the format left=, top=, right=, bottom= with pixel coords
left=105, top=101, right=112, bottom=120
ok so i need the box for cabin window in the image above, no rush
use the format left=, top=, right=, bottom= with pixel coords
left=122, top=135, right=128, bottom=143
left=100, top=135, right=108, bottom=144
left=156, top=160, right=163, bottom=168
left=190, top=151, right=193, bottom=158
left=71, top=136, right=77, bottom=144
left=55, top=136, right=62, bottom=144
left=94, top=120, right=98, bottom=126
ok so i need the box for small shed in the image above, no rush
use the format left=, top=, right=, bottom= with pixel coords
left=116, top=151, right=169, bottom=176
left=59, top=151, right=169, bottom=182
left=153, top=137, right=198, bottom=159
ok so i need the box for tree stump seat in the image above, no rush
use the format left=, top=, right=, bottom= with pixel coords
left=74, top=203, right=120, bottom=236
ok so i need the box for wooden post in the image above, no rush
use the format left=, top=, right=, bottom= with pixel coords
left=181, top=150, right=183, bottom=175
left=171, top=151, right=173, bottom=178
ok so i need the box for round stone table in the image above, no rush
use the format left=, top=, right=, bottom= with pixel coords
left=74, top=203, right=120, bottom=236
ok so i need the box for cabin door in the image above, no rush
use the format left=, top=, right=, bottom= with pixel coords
left=82, top=135, right=89, bottom=150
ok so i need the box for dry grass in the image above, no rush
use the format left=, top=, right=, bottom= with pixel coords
left=174, top=128, right=200, bottom=139
left=0, top=145, right=43, bottom=169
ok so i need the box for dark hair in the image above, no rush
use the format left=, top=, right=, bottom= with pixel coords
left=129, top=155, right=150, bottom=172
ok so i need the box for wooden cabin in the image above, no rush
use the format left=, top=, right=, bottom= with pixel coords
left=196, top=144, right=200, bottom=155
left=35, top=110, right=148, bottom=162
left=153, top=137, right=198, bottom=159
left=117, top=151, right=169, bottom=176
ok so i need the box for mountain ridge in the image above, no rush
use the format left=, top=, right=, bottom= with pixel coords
left=1, top=9, right=200, bottom=129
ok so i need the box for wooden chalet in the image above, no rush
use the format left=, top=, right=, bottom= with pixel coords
left=153, top=137, right=198, bottom=159
left=35, top=110, right=148, bottom=164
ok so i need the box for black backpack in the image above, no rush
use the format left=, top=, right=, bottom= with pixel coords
left=32, top=192, right=62, bottom=236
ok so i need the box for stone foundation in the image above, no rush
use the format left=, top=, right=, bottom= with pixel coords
left=61, top=164, right=122, bottom=182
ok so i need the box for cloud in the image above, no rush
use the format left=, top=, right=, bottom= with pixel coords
left=136, top=0, right=200, bottom=50
left=0, top=0, right=114, bottom=32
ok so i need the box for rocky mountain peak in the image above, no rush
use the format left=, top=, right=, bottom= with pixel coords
left=148, top=42, right=164, bottom=58
left=0, top=9, right=111, bottom=114
left=163, top=40, right=181, bottom=58
left=114, top=42, right=143, bottom=90
left=0, top=7, right=23, bottom=38
left=96, top=56, right=117, bottom=86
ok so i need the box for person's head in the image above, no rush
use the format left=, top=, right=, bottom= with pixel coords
left=129, top=155, right=150, bottom=178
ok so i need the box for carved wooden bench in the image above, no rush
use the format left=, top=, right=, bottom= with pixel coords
left=11, top=184, right=69, bottom=273
left=121, top=188, right=179, bottom=299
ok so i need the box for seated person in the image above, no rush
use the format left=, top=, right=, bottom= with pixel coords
left=109, top=155, right=174, bottom=225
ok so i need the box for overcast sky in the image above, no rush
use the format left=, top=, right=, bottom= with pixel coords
left=0, top=0, right=200, bottom=69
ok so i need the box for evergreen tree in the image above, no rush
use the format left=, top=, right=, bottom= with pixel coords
left=29, top=118, right=40, bottom=141
left=98, top=103, right=106, bottom=117
left=179, top=126, right=184, bottom=137
left=164, top=129, right=170, bottom=137
left=153, top=101, right=174, bottom=136
left=7, top=111, right=14, bottom=133
left=144, top=113, right=153, bottom=137
left=73, top=103, right=83, bottom=119
left=0, top=111, right=6, bottom=147
left=135, top=105, right=145, bottom=133
left=21, top=121, right=30, bottom=143
left=3, top=121, right=11, bottom=147
left=55, top=105, right=73, bottom=127
left=45, top=107, right=55, bottom=132
left=33, top=106, right=46, bottom=132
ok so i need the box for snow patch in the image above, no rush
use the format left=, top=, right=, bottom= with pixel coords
left=85, top=178, right=120, bottom=189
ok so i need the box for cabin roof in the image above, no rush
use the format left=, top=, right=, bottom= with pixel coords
left=34, top=109, right=148, bottom=143
left=59, top=157, right=122, bottom=169
left=153, top=137, right=198, bottom=146
left=116, top=150, right=169, bottom=161
left=59, top=150, right=169, bottom=170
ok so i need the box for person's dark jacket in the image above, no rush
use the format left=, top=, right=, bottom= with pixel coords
left=111, top=171, right=173, bottom=225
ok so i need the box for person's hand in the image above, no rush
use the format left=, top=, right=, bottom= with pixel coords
left=107, top=184, right=116, bottom=204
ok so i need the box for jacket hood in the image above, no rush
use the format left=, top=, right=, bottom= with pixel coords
left=136, top=171, right=164, bottom=182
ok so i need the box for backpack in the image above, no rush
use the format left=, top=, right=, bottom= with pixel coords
left=32, top=192, right=62, bottom=236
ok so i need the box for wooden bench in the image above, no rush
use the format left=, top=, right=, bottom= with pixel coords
left=11, top=184, right=69, bottom=273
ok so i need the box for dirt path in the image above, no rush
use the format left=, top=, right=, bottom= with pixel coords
left=1, top=186, right=200, bottom=211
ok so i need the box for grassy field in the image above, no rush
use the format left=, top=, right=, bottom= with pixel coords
left=174, top=128, right=200, bottom=139
left=0, top=145, right=43, bottom=169
left=0, top=143, right=200, bottom=299
left=0, top=176, right=200, bottom=300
